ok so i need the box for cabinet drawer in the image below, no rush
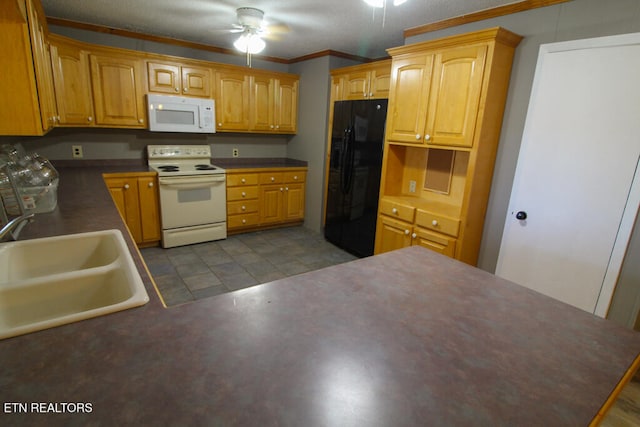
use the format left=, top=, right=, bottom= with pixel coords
left=415, top=210, right=460, bottom=237
left=228, top=213, right=260, bottom=229
left=284, top=171, right=306, bottom=183
left=227, top=186, right=258, bottom=201
left=226, top=173, right=258, bottom=187
left=227, top=200, right=259, bottom=215
left=259, top=172, right=284, bottom=184
left=379, top=198, right=415, bottom=223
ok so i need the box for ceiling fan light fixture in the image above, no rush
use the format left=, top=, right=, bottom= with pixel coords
left=234, top=32, right=266, bottom=54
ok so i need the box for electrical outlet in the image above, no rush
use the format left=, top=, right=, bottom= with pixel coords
left=72, top=145, right=83, bottom=159
left=409, top=180, right=417, bottom=193
left=232, top=148, right=239, bottom=158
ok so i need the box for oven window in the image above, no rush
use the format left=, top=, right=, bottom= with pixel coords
left=156, top=110, right=195, bottom=125
left=178, top=188, right=211, bottom=203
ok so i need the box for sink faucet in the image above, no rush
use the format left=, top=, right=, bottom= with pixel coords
left=0, top=212, right=34, bottom=241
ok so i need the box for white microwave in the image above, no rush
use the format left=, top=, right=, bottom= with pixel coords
left=147, top=94, right=215, bottom=133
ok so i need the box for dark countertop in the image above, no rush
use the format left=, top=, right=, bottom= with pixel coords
left=1, top=162, right=639, bottom=426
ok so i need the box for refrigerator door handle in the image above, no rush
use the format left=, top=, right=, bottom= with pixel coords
left=340, top=127, right=355, bottom=195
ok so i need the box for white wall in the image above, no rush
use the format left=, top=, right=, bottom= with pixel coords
left=405, top=0, right=640, bottom=273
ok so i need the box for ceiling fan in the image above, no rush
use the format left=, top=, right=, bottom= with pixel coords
left=220, top=7, right=289, bottom=66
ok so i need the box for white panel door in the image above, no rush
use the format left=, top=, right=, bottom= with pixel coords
left=496, top=33, right=640, bottom=315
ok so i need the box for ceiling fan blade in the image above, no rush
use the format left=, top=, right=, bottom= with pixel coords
left=263, top=23, right=290, bottom=35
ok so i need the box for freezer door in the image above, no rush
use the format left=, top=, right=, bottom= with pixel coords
left=325, top=99, right=388, bottom=257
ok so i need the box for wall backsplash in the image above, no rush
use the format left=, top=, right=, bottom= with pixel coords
left=1, top=129, right=290, bottom=160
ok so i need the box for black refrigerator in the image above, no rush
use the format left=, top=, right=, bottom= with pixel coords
left=324, top=99, right=388, bottom=257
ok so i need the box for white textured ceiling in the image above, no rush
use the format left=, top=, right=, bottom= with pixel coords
left=41, top=0, right=520, bottom=60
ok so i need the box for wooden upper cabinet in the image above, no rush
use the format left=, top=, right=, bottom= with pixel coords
left=147, top=61, right=212, bottom=97
left=90, top=53, right=146, bottom=128
left=215, top=70, right=250, bottom=131
left=425, top=45, right=487, bottom=148
left=273, top=76, right=298, bottom=133
left=386, top=55, right=434, bottom=144
left=219, top=70, right=298, bottom=134
left=27, top=0, right=57, bottom=132
left=50, top=36, right=95, bottom=126
left=333, top=60, right=392, bottom=101
left=250, top=74, right=274, bottom=132
left=0, top=0, right=57, bottom=135
left=386, top=45, right=487, bottom=148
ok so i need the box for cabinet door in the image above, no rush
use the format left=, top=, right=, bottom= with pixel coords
left=50, top=41, right=94, bottom=126
left=386, top=55, right=433, bottom=144
left=27, top=0, right=57, bottom=132
left=374, top=215, right=412, bottom=254
left=413, top=227, right=456, bottom=257
left=105, top=177, right=142, bottom=243
left=260, top=184, right=284, bottom=224
left=369, top=64, right=391, bottom=99
left=90, top=54, right=146, bottom=127
left=274, top=77, right=298, bottom=133
left=147, top=61, right=181, bottom=94
left=182, top=65, right=211, bottom=97
left=331, top=75, right=344, bottom=101
left=283, top=182, right=305, bottom=221
left=215, top=70, right=250, bottom=131
left=137, top=176, right=161, bottom=244
left=343, top=71, right=369, bottom=100
left=425, top=45, right=487, bottom=148
left=250, top=74, right=274, bottom=132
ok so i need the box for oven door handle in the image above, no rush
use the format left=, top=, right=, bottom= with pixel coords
left=158, top=175, right=226, bottom=190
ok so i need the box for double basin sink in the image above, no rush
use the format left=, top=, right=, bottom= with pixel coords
left=0, top=229, right=149, bottom=339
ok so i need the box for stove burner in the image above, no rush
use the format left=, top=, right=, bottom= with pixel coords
left=158, top=165, right=179, bottom=172
left=195, top=164, right=217, bottom=170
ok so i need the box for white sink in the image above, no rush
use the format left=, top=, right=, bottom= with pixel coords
left=0, top=229, right=149, bottom=339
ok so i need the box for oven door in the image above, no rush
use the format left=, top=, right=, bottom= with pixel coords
left=157, top=174, right=226, bottom=229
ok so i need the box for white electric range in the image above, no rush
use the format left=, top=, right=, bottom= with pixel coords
left=147, top=145, right=226, bottom=248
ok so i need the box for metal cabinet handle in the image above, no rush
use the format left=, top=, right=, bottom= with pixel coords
left=148, top=182, right=154, bottom=188
left=124, top=184, right=130, bottom=190
left=404, top=229, right=410, bottom=235
left=432, top=220, right=438, bottom=226
left=241, top=178, right=246, bottom=183
left=415, top=134, right=421, bottom=140
left=392, top=208, right=398, bottom=214
left=425, top=134, right=431, bottom=141
left=412, top=232, right=417, bottom=239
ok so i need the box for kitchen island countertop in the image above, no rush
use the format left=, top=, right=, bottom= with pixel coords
left=1, top=162, right=639, bottom=426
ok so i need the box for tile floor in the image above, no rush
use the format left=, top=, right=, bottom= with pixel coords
left=141, top=226, right=357, bottom=307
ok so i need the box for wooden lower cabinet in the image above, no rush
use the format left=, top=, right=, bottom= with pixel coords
left=103, top=172, right=161, bottom=247
left=375, top=197, right=457, bottom=257
left=226, top=171, right=259, bottom=231
left=226, top=168, right=306, bottom=234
